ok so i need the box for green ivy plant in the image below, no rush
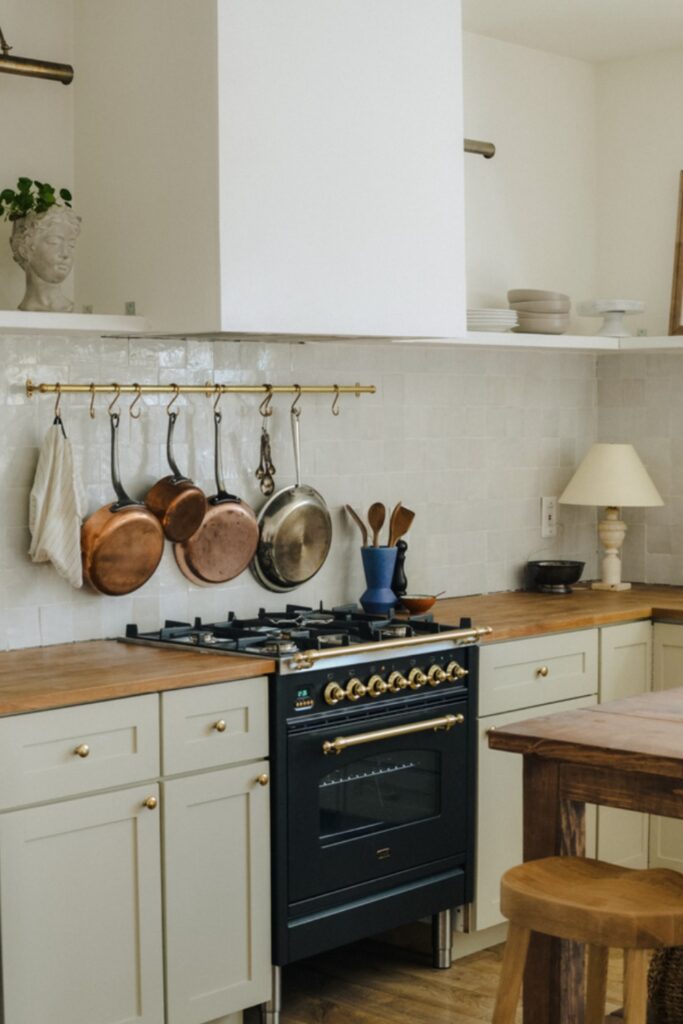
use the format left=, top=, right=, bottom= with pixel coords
left=0, top=178, right=73, bottom=223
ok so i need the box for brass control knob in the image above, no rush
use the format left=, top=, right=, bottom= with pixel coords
left=446, top=661, right=469, bottom=681
left=345, top=678, right=367, bottom=701
left=367, top=674, right=388, bottom=697
left=427, top=665, right=447, bottom=686
left=324, top=682, right=346, bottom=706
left=143, top=796, right=158, bottom=810
left=408, top=668, right=427, bottom=690
left=74, top=744, right=90, bottom=758
left=387, top=671, right=409, bottom=693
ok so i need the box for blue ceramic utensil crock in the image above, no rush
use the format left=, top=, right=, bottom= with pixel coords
left=360, top=546, right=398, bottom=614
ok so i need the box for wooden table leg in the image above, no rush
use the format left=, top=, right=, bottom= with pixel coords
left=522, top=758, right=586, bottom=1024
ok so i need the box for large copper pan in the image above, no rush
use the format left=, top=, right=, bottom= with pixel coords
left=251, top=407, right=332, bottom=592
left=174, top=409, right=259, bottom=584
left=144, top=410, right=207, bottom=542
left=82, top=412, right=164, bottom=596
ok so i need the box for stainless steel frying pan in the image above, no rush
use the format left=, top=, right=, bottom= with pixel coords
left=251, top=407, right=332, bottom=591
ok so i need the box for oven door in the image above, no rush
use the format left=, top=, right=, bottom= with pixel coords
left=287, top=697, right=470, bottom=903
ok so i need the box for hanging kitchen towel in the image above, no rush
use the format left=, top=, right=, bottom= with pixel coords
left=29, top=421, right=87, bottom=588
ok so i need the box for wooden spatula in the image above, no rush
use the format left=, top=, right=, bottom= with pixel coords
left=368, top=502, right=386, bottom=547
left=345, top=504, right=369, bottom=547
left=388, top=505, right=415, bottom=547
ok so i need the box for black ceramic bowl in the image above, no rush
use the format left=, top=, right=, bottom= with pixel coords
left=526, top=560, right=585, bottom=594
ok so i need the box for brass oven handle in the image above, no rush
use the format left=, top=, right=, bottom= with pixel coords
left=289, top=627, right=493, bottom=670
left=322, top=713, right=465, bottom=756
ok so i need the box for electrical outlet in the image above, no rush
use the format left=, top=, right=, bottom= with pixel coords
left=541, top=496, right=558, bottom=539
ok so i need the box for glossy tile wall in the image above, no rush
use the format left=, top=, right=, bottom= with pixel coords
left=598, top=352, right=682, bottom=583
left=0, top=335, right=598, bottom=649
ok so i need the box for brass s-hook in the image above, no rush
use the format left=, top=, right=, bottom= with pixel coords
left=89, top=383, right=97, bottom=419
left=53, top=383, right=63, bottom=419
left=290, top=384, right=302, bottom=418
left=331, top=385, right=341, bottom=417
left=213, top=384, right=223, bottom=413
left=107, top=384, right=122, bottom=416
left=129, top=383, right=143, bottom=420
left=167, top=383, right=180, bottom=416
left=259, top=385, right=274, bottom=418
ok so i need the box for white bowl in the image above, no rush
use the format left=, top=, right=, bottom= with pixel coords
left=509, top=299, right=571, bottom=314
left=508, top=289, right=570, bottom=303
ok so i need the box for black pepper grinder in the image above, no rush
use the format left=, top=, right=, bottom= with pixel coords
left=391, top=539, right=408, bottom=598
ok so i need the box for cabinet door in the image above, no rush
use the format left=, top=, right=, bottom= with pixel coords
left=474, top=695, right=597, bottom=932
left=597, top=621, right=652, bottom=869
left=650, top=623, right=683, bottom=871
left=0, top=785, right=164, bottom=1024
left=163, top=761, right=271, bottom=1024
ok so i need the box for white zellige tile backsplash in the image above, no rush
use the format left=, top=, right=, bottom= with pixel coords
left=0, top=335, right=599, bottom=649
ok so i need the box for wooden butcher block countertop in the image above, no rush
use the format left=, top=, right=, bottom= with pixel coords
left=432, top=583, right=683, bottom=642
left=0, top=641, right=275, bottom=716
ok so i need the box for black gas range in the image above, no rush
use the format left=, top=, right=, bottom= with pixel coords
left=122, top=604, right=491, bottom=1024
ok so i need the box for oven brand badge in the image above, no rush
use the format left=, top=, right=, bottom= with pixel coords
left=376, top=847, right=391, bottom=861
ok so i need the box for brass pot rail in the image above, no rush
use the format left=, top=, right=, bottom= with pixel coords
left=0, top=26, right=74, bottom=85
left=322, top=713, right=465, bottom=756
left=464, top=138, right=495, bottom=159
left=289, top=626, right=493, bottom=671
left=26, top=381, right=375, bottom=399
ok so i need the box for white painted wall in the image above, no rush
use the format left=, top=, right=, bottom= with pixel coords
left=0, top=0, right=75, bottom=311
left=462, top=32, right=599, bottom=333
left=595, top=48, right=683, bottom=337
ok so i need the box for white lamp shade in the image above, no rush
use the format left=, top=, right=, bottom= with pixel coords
left=559, top=443, right=663, bottom=508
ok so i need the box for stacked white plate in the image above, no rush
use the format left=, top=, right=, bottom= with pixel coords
left=467, top=308, right=519, bottom=333
left=507, top=290, right=571, bottom=335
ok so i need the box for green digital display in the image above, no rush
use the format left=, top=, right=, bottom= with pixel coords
left=297, top=688, right=310, bottom=698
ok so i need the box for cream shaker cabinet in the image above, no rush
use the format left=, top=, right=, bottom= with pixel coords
left=0, top=679, right=271, bottom=1024
left=650, top=623, right=683, bottom=872
left=597, top=621, right=652, bottom=869
left=475, top=630, right=599, bottom=932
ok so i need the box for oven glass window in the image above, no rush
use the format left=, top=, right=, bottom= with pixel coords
left=319, top=750, right=440, bottom=842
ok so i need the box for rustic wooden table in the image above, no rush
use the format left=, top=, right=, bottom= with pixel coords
left=488, top=686, right=683, bottom=1024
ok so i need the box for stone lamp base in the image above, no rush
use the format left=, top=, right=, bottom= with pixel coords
left=591, top=506, right=631, bottom=591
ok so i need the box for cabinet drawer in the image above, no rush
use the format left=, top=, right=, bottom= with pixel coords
left=161, top=677, right=269, bottom=775
left=479, top=630, right=598, bottom=718
left=0, top=694, right=159, bottom=810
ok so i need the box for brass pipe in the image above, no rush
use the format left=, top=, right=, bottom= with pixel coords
left=289, top=626, right=493, bottom=670
left=26, top=380, right=375, bottom=397
left=0, top=27, right=73, bottom=85
left=322, top=713, right=464, bottom=756
left=464, top=138, right=495, bottom=159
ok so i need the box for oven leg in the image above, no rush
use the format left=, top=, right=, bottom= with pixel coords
left=261, top=965, right=282, bottom=1024
left=432, top=909, right=453, bottom=969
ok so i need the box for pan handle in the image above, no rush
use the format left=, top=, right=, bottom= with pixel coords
left=109, top=412, right=142, bottom=510
left=166, top=411, right=189, bottom=482
left=212, top=409, right=241, bottom=505
left=291, top=407, right=302, bottom=488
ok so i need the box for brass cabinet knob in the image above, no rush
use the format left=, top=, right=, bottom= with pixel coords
left=536, top=665, right=550, bottom=678
left=73, top=743, right=90, bottom=758
left=427, top=665, right=447, bottom=686
left=345, top=678, right=367, bottom=701
left=256, top=774, right=269, bottom=786
left=213, top=720, right=227, bottom=732
left=408, top=668, right=427, bottom=690
left=324, top=682, right=346, bottom=705
left=387, top=671, right=409, bottom=693
left=367, top=674, right=388, bottom=697
left=143, top=796, right=158, bottom=810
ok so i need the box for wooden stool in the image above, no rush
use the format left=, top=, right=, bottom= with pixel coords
left=492, top=856, right=683, bottom=1024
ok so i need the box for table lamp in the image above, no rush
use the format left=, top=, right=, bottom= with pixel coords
left=559, top=443, right=663, bottom=591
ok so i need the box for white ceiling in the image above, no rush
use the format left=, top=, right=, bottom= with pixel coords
left=461, top=0, right=683, bottom=63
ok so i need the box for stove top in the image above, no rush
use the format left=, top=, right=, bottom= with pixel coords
left=123, top=603, right=472, bottom=660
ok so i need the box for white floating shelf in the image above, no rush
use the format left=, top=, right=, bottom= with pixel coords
left=0, top=310, right=147, bottom=336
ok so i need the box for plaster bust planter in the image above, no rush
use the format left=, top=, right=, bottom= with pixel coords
left=10, top=205, right=81, bottom=313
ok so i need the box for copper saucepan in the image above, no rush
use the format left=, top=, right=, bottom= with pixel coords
left=82, top=411, right=165, bottom=596
left=145, top=410, right=207, bottom=542
left=174, top=408, right=259, bottom=585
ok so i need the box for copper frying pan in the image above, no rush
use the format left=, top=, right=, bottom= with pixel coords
left=145, top=411, right=207, bottom=542
left=174, top=408, right=259, bottom=584
left=82, top=412, right=165, bottom=595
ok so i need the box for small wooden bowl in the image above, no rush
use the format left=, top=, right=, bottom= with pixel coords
left=400, top=594, right=437, bottom=614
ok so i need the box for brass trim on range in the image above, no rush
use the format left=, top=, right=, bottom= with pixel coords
left=322, top=712, right=465, bottom=756
left=289, top=626, right=492, bottom=670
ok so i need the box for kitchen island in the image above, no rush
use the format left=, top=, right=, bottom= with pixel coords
left=488, top=684, right=683, bottom=1024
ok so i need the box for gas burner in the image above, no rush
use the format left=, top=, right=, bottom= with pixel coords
left=377, top=625, right=413, bottom=640
left=316, top=633, right=347, bottom=648
left=248, top=638, right=300, bottom=656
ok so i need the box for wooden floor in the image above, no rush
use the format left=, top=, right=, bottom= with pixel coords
left=247, top=940, right=626, bottom=1024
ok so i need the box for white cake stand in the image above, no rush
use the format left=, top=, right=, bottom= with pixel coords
left=578, top=299, right=644, bottom=337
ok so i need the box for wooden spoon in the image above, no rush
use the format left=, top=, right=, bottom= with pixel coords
left=368, top=502, right=386, bottom=547
left=388, top=505, right=415, bottom=547
left=345, top=504, right=369, bottom=547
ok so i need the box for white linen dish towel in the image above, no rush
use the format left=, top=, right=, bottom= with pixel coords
left=29, top=421, right=87, bottom=588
